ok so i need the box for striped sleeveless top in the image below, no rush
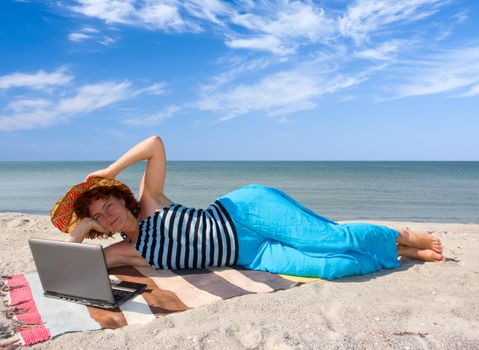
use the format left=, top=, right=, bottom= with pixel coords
left=134, top=200, right=238, bottom=269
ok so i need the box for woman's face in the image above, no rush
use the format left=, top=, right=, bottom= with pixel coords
left=88, top=195, right=129, bottom=232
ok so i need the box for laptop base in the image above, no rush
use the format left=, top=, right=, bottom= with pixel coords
left=44, top=283, right=146, bottom=309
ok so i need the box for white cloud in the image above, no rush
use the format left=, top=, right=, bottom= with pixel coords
left=57, top=81, right=132, bottom=114
left=0, top=72, right=168, bottom=132
left=453, top=10, right=469, bottom=24
left=0, top=68, right=73, bottom=90
left=339, top=0, right=443, bottom=44
left=69, top=0, right=198, bottom=31
left=228, top=1, right=334, bottom=55
left=197, top=70, right=316, bottom=120
left=392, top=46, right=479, bottom=98
left=69, top=0, right=235, bottom=31
left=132, top=82, right=167, bottom=96
left=137, top=3, right=187, bottom=30
left=123, top=106, right=180, bottom=125
left=62, top=0, right=459, bottom=64
left=0, top=109, right=60, bottom=132
left=182, top=0, right=233, bottom=26
left=226, top=35, right=294, bottom=55
left=355, top=40, right=403, bottom=60
left=69, top=0, right=136, bottom=25
left=276, top=117, right=290, bottom=125
left=99, top=36, right=116, bottom=46
left=68, top=26, right=116, bottom=45
left=199, top=56, right=272, bottom=95
left=6, top=99, right=52, bottom=113
left=455, top=83, right=479, bottom=98
left=43, top=0, right=476, bottom=121
left=66, top=1, right=335, bottom=55
left=68, top=32, right=92, bottom=42
left=81, top=26, right=99, bottom=33
left=231, top=2, right=332, bottom=41
left=197, top=68, right=364, bottom=121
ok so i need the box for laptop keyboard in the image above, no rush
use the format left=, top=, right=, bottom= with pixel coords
left=112, top=288, right=134, bottom=302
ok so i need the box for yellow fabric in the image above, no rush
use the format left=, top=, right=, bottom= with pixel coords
left=279, top=274, right=322, bottom=283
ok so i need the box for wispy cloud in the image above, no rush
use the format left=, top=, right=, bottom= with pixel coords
left=0, top=67, right=73, bottom=90
left=122, top=105, right=180, bottom=125
left=132, top=83, right=167, bottom=96
left=391, top=46, right=479, bottom=99
left=227, top=1, right=335, bottom=55
left=0, top=68, right=167, bottom=132
left=355, top=40, right=404, bottom=61
left=63, top=0, right=454, bottom=60
left=197, top=67, right=365, bottom=121
left=199, top=56, right=273, bottom=95
left=455, top=83, right=479, bottom=97
left=44, top=0, right=479, bottom=126
left=6, top=99, right=52, bottom=113
left=68, top=0, right=137, bottom=25
left=68, top=26, right=115, bottom=45
left=339, top=0, right=443, bottom=44
left=66, top=1, right=336, bottom=55
left=453, top=10, right=469, bottom=24
left=56, top=81, right=132, bottom=114
left=68, top=0, right=198, bottom=32
left=182, top=0, right=233, bottom=26
left=68, top=32, right=92, bottom=42
left=0, top=81, right=133, bottom=131
left=226, top=35, right=293, bottom=55
left=98, top=36, right=115, bottom=46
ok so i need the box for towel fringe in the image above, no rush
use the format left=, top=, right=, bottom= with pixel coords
left=8, top=299, right=31, bottom=308
left=12, top=319, right=42, bottom=329
left=3, top=305, right=27, bottom=320
left=0, top=329, right=15, bottom=340
left=1, top=285, right=24, bottom=293
left=4, top=309, right=16, bottom=319
left=10, top=307, right=31, bottom=317
left=0, top=336, right=21, bottom=350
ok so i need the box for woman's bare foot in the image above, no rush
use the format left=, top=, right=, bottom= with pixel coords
left=397, top=245, right=444, bottom=262
left=396, top=227, right=443, bottom=254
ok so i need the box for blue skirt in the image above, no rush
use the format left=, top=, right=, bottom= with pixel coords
left=217, top=184, right=400, bottom=280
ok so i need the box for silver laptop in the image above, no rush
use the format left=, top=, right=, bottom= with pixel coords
left=28, top=238, right=146, bottom=309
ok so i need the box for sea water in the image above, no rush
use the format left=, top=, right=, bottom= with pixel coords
left=0, top=161, right=478, bottom=223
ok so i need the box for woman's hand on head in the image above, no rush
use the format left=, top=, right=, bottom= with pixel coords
left=82, top=217, right=110, bottom=234
left=84, top=167, right=116, bottom=182
left=68, top=217, right=110, bottom=243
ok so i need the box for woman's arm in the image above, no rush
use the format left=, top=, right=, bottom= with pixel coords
left=85, top=135, right=167, bottom=201
left=67, top=218, right=108, bottom=243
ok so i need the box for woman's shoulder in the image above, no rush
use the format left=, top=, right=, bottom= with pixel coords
left=138, top=193, right=174, bottom=221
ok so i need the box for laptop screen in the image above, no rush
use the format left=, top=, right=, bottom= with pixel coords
left=28, top=238, right=115, bottom=303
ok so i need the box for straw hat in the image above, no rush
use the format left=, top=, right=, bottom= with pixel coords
left=50, top=177, right=133, bottom=233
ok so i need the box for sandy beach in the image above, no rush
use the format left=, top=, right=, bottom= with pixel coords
left=1, top=211, right=478, bottom=349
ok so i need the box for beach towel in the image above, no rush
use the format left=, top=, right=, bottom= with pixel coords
left=0, top=266, right=315, bottom=347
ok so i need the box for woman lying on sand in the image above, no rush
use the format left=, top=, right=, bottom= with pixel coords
left=51, top=136, right=444, bottom=280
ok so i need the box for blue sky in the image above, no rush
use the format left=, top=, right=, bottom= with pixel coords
left=1, top=0, right=478, bottom=161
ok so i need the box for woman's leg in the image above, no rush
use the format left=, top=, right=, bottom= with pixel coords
left=219, top=184, right=350, bottom=253
left=220, top=185, right=400, bottom=277
left=104, top=240, right=151, bottom=269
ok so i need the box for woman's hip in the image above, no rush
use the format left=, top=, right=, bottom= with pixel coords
left=217, top=184, right=337, bottom=230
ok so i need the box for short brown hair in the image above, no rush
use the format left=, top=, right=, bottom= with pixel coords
left=73, top=186, right=140, bottom=239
